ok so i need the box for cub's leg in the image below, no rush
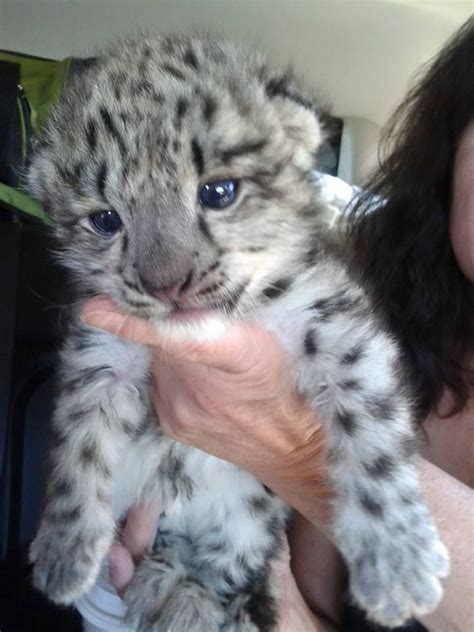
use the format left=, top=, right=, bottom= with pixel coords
left=298, top=293, right=449, bottom=627
left=30, top=325, right=150, bottom=604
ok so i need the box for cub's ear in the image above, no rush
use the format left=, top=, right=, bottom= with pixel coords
left=265, top=73, right=326, bottom=168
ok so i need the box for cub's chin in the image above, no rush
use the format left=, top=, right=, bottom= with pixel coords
left=151, top=308, right=232, bottom=344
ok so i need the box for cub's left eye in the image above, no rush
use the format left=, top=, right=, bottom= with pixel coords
left=199, top=179, right=239, bottom=209
left=89, top=210, right=122, bottom=236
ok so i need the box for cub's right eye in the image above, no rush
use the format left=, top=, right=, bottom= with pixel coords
left=89, top=210, right=122, bottom=236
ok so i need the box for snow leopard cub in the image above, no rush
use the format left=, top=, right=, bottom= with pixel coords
left=28, top=34, right=449, bottom=630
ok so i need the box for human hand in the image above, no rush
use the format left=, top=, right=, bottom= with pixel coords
left=109, top=504, right=321, bottom=632
left=82, top=296, right=333, bottom=530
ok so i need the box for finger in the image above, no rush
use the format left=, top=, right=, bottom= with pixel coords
left=82, top=296, right=272, bottom=371
left=121, top=504, right=160, bottom=559
left=109, top=543, right=135, bottom=595
left=82, top=297, right=161, bottom=347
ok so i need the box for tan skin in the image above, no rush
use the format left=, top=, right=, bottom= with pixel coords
left=82, top=122, right=474, bottom=631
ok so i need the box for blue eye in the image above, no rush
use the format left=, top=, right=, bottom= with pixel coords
left=89, top=210, right=122, bottom=236
left=199, top=179, right=239, bottom=209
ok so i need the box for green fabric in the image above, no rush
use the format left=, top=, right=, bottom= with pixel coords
left=17, top=95, right=27, bottom=163
left=0, top=51, right=69, bottom=221
left=0, top=51, right=69, bottom=131
left=0, top=183, right=49, bottom=222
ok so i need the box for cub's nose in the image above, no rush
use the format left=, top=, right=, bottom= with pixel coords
left=139, top=269, right=194, bottom=301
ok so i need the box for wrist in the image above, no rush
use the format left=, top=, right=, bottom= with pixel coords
left=253, top=393, right=334, bottom=535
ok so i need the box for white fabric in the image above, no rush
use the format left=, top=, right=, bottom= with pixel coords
left=76, top=561, right=132, bottom=632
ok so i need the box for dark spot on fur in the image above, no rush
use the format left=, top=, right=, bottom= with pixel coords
left=305, top=240, right=322, bottom=265
left=336, top=408, right=357, bottom=435
left=266, top=75, right=314, bottom=110
left=359, top=490, right=384, bottom=517
left=127, top=299, right=153, bottom=309
left=218, top=282, right=248, bottom=313
left=80, top=440, right=98, bottom=466
left=158, top=454, right=194, bottom=500
left=49, top=478, right=73, bottom=498
left=248, top=495, right=271, bottom=514
left=364, top=454, right=396, bottom=478
left=119, top=111, right=130, bottom=125
left=121, top=233, right=129, bottom=257
left=79, top=56, right=99, bottom=71
left=96, top=487, right=110, bottom=505
left=304, top=329, right=318, bottom=355
left=202, top=95, right=216, bottom=123
left=208, top=540, right=226, bottom=553
left=61, top=366, right=112, bottom=393
left=162, top=64, right=185, bottom=81
left=183, top=48, right=199, bottom=70
left=198, top=281, right=224, bottom=296
left=262, top=278, right=292, bottom=299
left=341, top=343, right=365, bottom=365
left=152, top=91, right=165, bottom=104
left=46, top=504, right=81, bottom=523
left=99, top=107, right=126, bottom=156
left=191, top=139, right=204, bottom=175
left=244, top=576, right=279, bottom=630
left=366, top=395, right=395, bottom=421
left=221, top=139, right=267, bottom=164
left=326, top=446, right=341, bottom=464
left=223, top=570, right=238, bottom=590
left=86, top=119, right=97, bottom=151
left=123, top=278, right=141, bottom=293
left=73, top=162, right=84, bottom=180
left=312, top=291, right=361, bottom=321
left=400, top=493, right=416, bottom=506
left=175, top=97, right=188, bottom=125
left=96, top=162, right=108, bottom=199
left=198, top=215, right=214, bottom=243
left=133, top=79, right=154, bottom=97
left=401, top=435, right=417, bottom=457
left=338, top=379, right=360, bottom=391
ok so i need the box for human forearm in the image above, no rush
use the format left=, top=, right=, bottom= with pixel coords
left=288, top=513, right=346, bottom=630
left=417, top=458, right=474, bottom=631
left=242, top=392, right=335, bottom=542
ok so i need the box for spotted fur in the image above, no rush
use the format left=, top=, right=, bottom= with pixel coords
left=28, top=34, right=449, bottom=629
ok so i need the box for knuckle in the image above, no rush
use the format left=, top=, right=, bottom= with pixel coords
left=194, top=388, right=217, bottom=414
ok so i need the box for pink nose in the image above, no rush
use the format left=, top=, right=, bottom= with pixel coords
left=153, top=281, right=184, bottom=301
left=140, top=270, right=194, bottom=301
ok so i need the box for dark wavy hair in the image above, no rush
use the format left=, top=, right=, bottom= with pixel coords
left=348, top=18, right=474, bottom=420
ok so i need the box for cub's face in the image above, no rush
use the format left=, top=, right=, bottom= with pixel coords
left=28, top=35, right=325, bottom=321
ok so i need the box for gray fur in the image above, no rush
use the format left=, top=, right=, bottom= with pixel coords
left=28, top=33, right=449, bottom=629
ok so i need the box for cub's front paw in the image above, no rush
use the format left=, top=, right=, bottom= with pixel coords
left=349, top=520, right=449, bottom=627
left=30, top=519, right=113, bottom=604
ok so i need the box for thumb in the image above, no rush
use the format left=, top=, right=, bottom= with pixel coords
left=109, top=544, right=135, bottom=596
left=81, top=295, right=272, bottom=372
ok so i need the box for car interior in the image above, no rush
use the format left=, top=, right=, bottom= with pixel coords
left=0, top=2, right=471, bottom=630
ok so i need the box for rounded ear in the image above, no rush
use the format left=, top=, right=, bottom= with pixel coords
left=265, top=73, right=326, bottom=164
